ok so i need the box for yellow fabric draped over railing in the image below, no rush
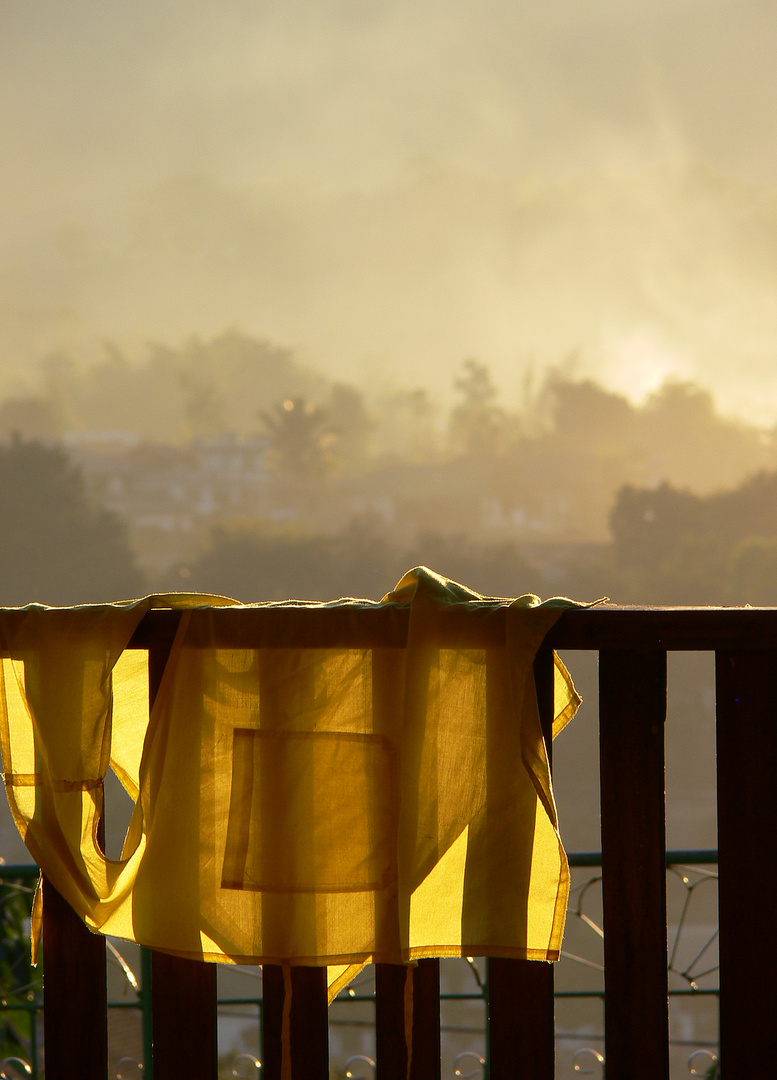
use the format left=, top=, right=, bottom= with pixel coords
left=0, top=567, right=584, bottom=993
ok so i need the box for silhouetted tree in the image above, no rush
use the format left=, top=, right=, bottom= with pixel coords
left=179, top=371, right=225, bottom=438
left=644, top=380, right=771, bottom=492
left=325, top=383, right=374, bottom=471
left=186, top=525, right=336, bottom=601
left=400, top=531, right=537, bottom=598
left=610, top=483, right=706, bottom=573
left=260, top=397, right=336, bottom=482
left=375, top=387, right=440, bottom=462
left=609, top=468, right=777, bottom=603
left=710, top=471, right=777, bottom=544
left=448, top=359, right=507, bottom=457
left=548, top=375, right=637, bottom=450
left=0, top=436, right=143, bottom=605
left=24, top=332, right=332, bottom=442
left=185, top=520, right=546, bottom=604
left=727, top=535, right=777, bottom=605
left=0, top=396, right=63, bottom=441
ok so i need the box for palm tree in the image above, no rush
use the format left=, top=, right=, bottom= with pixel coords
left=259, top=397, right=336, bottom=483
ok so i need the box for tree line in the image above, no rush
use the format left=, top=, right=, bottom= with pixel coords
left=4, top=428, right=777, bottom=607
left=1, top=330, right=777, bottom=604
left=1, top=333, right=773, bottom=484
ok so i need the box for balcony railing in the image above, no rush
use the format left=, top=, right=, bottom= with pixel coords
left=3, top=603, right=776, bottom=1079
left=0, top=851, right=721, bottom=1079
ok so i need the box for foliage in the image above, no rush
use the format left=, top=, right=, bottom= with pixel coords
left=728, top=535, right=777, bottom=604
left=373, top=387, right=440, bottom=462
left=401, top=531, right=536, bottom=598
left=187, top=525, right=343, bottom=601
left=0, top=397, right=63, bottom=443
left=0, top=875, right=38, bottom=1063
left=0, top=436, right=144, bottom=606
left=185, top=519, right=540, bottom=603
left=609, top=470, right=777, bottom=604
left=6, top=332, right=777, bottom=590
left=610, top=483, right=706, bottom=574
left=29, top=331, right=331, bottom=442
left=325, top=383, right=374, bottom=470
left=448, top=359, right=508, bottom=457
left=259, top=397, right=337, bottom=483
left=178, top=370, right=226, bottom=439
left=185, top=516, right=402, bottom=601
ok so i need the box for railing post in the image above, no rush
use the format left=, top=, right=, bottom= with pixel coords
left=256, top=644, right=330, bottom=1080
left=150, top=951, right=218, bottom=1078
left=486, top=644, right=556, bottom=1080
left=147, top=632, right=218, bottom=1080
left=715, top=649, right=777, bottom=1080
left=599, top=649, right=669, bottom=1080
left=373, top=638, right=440, bottom=1080
left=262, top=964, right=329, bottom=1080
left=375, top=960, right=441, bottom=1080
left=140, top=945, right=154, bottom=1078
left=41, top=873, right=107, bottom=1080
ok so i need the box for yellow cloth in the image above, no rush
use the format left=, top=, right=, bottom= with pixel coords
left=0, top=567, right=581, bottom=985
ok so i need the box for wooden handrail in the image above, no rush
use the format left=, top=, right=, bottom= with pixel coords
left=27, top=604, right=777, bottom=1080
left=122, top=602, right=777, bottom=651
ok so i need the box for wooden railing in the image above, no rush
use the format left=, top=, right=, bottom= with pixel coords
left=28, top=606, right=777, bottom=1078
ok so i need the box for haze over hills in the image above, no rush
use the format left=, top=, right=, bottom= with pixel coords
left=2, top=0, right=777, bottom=420
left=0, top=10, right=768, bottom=1059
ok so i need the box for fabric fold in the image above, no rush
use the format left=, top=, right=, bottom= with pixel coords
left=0, top=569, right=587, bottom=982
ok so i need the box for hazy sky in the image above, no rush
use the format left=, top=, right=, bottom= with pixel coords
left=3, top=0, right=777, bottom=420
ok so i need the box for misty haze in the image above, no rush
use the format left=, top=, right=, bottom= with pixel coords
left=0, top=1, right=773, bottom=1075
left=3, top=0, right=777, bottom=603
left=3, top=0, right=777, bottom=419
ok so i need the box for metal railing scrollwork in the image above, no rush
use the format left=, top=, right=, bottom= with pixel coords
left=453, top=1050, right=485, bottom=1077
left=230, top=1054, right=261, bottom=1077
left=343, top=1055, right=375, bottom=1079
left=0, top=857, right=723, bottom=1078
